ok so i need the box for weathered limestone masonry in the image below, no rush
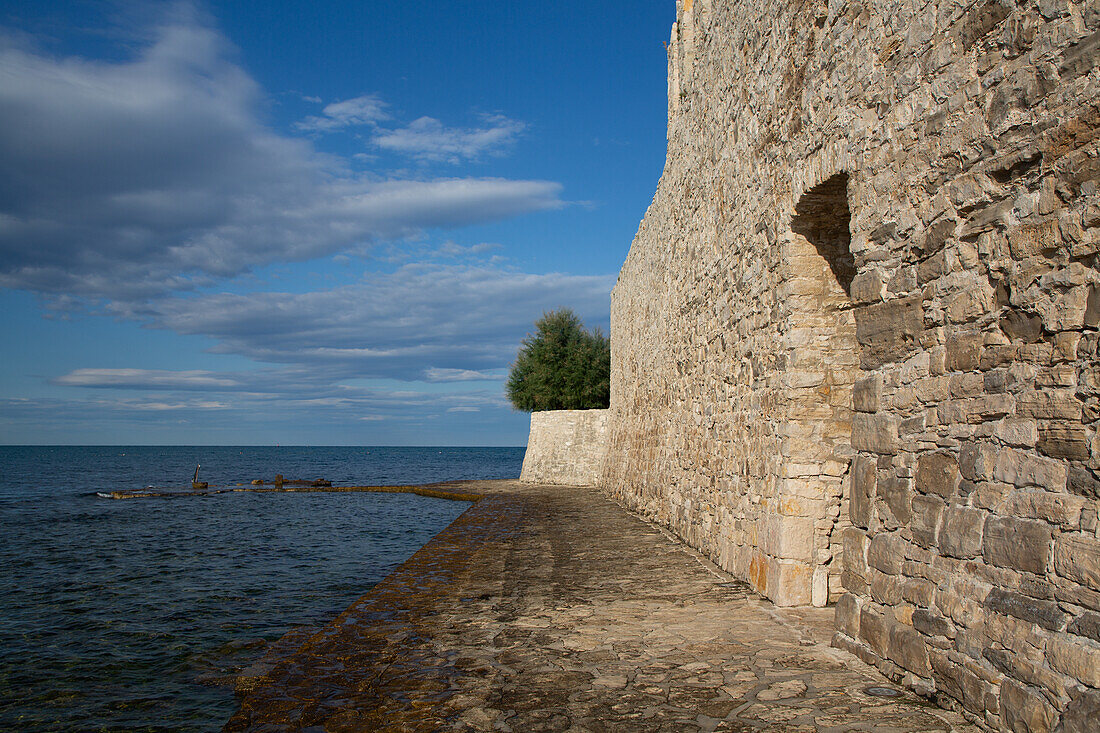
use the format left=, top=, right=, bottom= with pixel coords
left=520, top=409, right=609, bottom=486
left=601, top=0, right=1100, bottom=729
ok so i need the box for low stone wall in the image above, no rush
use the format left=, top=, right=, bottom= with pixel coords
left=520, top=409, right=609, bottom=486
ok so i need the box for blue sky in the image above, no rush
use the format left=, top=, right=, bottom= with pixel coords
left=0, top=0, right=672, bottom=445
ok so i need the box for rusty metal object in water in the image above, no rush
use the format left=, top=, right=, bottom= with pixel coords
left=191, top=464, right=208, bottom=489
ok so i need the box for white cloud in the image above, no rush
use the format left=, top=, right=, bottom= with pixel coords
left=133, top=262, right=613, bottom=380
left=424, top=368, right=504, bottom=382
left=53, top=368, right=242, bottom=389
left=0, top=7, right=608, bottom=445
left=372, top=114, right=526, bottom=163
left=432, top=240, right=503, bottom=258
left=295, top=94, right=388, bottom=131
left=123, top=399, right=230, bottom=411
left=0, top=384, right=512, bottom=441
left=0, top=18, right=562, bottom=303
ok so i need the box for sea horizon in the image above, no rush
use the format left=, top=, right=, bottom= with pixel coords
left=0, top=443, right=527, bottom=448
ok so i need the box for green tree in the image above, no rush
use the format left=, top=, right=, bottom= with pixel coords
left=506, top=308, right=610, bottom=412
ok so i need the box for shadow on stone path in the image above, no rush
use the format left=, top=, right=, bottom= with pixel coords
left=227, top=480, right=978, bottom=732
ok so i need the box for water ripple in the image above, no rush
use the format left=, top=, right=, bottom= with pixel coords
left=0, top=446, right=521, bottom=731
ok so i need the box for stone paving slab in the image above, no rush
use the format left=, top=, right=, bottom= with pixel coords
left=226, top=480, right=979, bottom=732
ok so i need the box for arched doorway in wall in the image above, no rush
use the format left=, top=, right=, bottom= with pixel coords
left=791, top=174, right=855, bottom=294
left=784, top=172, right=857, bottom=607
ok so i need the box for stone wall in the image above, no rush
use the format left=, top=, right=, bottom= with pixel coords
left=603, top=0, right=1100, bottom=728
left=521, top=409, right=609, bottom=486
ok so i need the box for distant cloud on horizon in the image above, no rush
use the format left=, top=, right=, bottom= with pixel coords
left=52, top=368, right=243, bottom=390
left=0, top=382, right=511, bottom=438
left=424, top=367, right=506, bottom=382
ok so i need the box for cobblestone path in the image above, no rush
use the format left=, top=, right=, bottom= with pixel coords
left=227, top=480, right=978, bottom=732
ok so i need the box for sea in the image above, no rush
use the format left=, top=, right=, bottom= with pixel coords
left=0, top=445, right=524, bottom=732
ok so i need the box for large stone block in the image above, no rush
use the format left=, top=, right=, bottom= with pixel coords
left=855, top=295, right=924, bottom=369
left=759, top=515, right=814, bottom=562
left=984, top=588, right=1068, bottom=631
left=851, top=269, right=886, bottom=303
left=1046, top=633, right=1100, bottom=687
left=917, top=451, right=960, bottom=497
left=912, top=608, right=954, bottom=638
left=948, top=372, right=985, bottom=399
left=852, top=412, right=899, bottom=455
left=1000, top=679, right=1057, bottom=733
left=877, top=473, right=912, bottom=524
left=959, top=442, right=998, bottom=482
left=945, top=280, right=995, bottom=323
left=850, top=453, right=876, bottom=527
left=983, top=516, right=1053, bottom=575
left=748, top=552, right=812, bottom=606
left=1055, top=533, right=1100, bottom=590
left=834, top=592, right=861, bottom=638
left=842, top=526, right=868, bottom=578
left=859, top=605, right=890, bottom=657
left=940, top=506, right=986, bottom=559
left=766, top=559, right=812, bottom=607
left=1056, top=688, right=1100, bottom=733
left=1067, top=611, right=1100, bottom=642
left=1001, top=307, right=1044, bottom=343
left=852, top=374, right=882, bottom=413
left=946, top=331, right=981, bottom=371
left=870, top=569, right=903, bottom=605
left=994, top=418, right=1040, bottom=448
left=888, top=623, right=931, bottom=676
left=868, top=533, right=905, bottom=575
left=1007, top=219, right=1060, bottom=259
left=992, top=447, right=1068, bottom=492
left=1001, top=491, right=1085, bottom=527
left=910, top=494, right=945, bottom=548
left=938, top=393, right=1016, bottom=424
left=1037, top=422, right=1091, bottom=461
left=1016, top=389, right=1084, bottom=421
left=841, top=569, right=870, bottom=594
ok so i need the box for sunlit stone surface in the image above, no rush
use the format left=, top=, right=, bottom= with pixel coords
left=601, top=0, right=1100, bottom=728
left=228, top=480, right=977, bottom=731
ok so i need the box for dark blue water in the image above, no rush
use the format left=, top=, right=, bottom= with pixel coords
left=0, top=446, right=523, bottom=732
